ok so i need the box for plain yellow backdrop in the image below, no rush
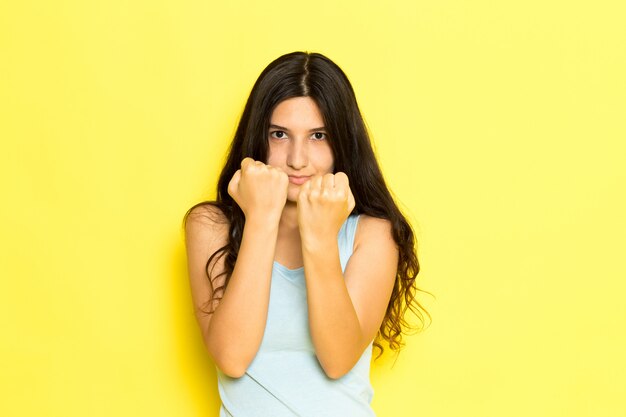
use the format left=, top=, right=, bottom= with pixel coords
left=1, top=0, right=625, bottom=416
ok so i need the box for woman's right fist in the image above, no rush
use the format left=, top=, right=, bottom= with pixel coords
left=227, top=157, right=289, bottom=221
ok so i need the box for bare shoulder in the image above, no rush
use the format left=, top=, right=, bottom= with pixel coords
left=184, top=204, right=230, bottom=319
left=186, top=203, right=229, bottom=232
left=354, top=214, right=396, bottom=251
left=185, top=204, right=229, bottom=247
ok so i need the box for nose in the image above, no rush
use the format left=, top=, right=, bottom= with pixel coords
left=287, top=138, right=308, bottom=170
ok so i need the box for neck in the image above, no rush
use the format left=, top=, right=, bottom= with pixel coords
left=278, top=201, right=299, bottom=234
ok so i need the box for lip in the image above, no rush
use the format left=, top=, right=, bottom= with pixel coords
left=288, top=176, right=311, bottom=185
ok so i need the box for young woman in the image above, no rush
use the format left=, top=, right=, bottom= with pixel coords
left=183, top=51, right=430, bottom=416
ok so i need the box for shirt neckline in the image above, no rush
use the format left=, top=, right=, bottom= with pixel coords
left=273, top=261, right=304, bottom=274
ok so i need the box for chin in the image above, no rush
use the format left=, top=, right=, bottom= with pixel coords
left=286, top=190, right=299, bottom=203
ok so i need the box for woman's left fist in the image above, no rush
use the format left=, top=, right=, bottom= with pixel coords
left=296, top=172, right=356, bottom=247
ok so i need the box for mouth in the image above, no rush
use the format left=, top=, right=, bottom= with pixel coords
left=288, top=176, right=311, bottom=185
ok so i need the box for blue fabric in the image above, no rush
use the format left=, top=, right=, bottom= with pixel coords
left=217, top=214, right=376, bottom=417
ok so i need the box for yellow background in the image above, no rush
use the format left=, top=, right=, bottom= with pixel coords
left=1, top=0, right=625, bottom=416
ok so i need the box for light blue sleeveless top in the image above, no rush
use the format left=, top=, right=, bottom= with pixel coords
left=217, top=214, right=376, bottom=417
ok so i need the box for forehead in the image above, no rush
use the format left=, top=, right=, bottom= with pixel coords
left=270, top=97, right=324, bottom=128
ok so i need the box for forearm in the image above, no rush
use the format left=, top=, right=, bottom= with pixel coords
left=206, top=216, right=278, bottom=377
left=302, top=238, right=365, bottom=379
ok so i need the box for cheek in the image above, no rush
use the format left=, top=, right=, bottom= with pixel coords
left=311, top=144, right=334, bottom=168
left=323, top=148, right=335, bottom=171
left=266, top=144, right=279, bottom=166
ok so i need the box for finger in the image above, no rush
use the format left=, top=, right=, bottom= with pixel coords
left=277, top=169, right=289, bottom=184
left=347, top=186, right=356, bottom=212
left=298, top=180, right=311, bottom=203
left=269, top=165, right=286, bottom=178
left=227, top=169, right=241, bottom=197
left=334, top=172, right=349, bottom=190
left=300, top=178, right=312, bottom=192
left=312, top=175, right=323, bottom=190
left=297, top=186, right=308, bottom=205
left=241, top=157, right=255, bottom=171
left=322, top=173, right=335, bottom=190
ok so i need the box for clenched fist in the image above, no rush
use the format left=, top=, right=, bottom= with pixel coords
left=228, top=157, right=289, bottom=223
left=296, top=172, right=356, bottom=247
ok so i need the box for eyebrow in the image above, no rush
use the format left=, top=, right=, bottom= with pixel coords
left=269, top=124, right=327, bottom=132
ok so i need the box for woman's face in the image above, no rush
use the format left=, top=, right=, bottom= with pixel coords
left=266, top=96, right=334, bottom=203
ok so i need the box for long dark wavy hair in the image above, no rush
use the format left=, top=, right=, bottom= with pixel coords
left=183, top=51, right=431, bottom=359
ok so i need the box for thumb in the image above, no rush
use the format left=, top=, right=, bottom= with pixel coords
left=347, top=187, right=356, bottom=213
left=228, top=169, right=241, bottom=199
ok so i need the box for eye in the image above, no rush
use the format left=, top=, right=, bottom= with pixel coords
left=312, top=132, right=327, bottom=140
left=270, top=130, right=287, bottom=139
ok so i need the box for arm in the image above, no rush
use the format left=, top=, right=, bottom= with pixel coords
left=186, top=158, right=288, bottom=378
left=303, top=215, right=398, bottom=379
left=185, top=206, right=279, bottom=378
